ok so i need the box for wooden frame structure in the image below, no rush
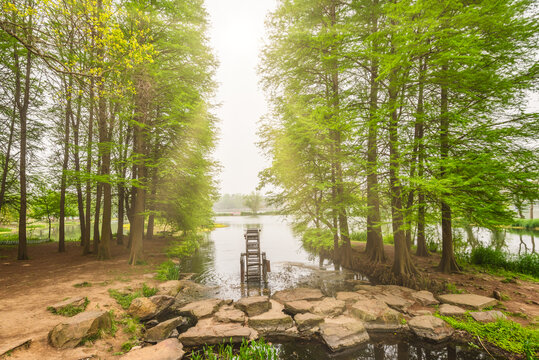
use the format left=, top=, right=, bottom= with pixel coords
left=240, top=228, right=270, bottom=283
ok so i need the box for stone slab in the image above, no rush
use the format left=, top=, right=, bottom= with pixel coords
left=438, top=294, right=497, bottom=310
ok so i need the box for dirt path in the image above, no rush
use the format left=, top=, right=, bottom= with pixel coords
left=0, top=239, right=170, bottom=359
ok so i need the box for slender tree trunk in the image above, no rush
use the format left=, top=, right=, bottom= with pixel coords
left=83, top=78, right=94, bottom=255
left=72, top=90, right=85, bottom=246
left=530, top=201, right=535, bottom=253
left=0, top=103, right=16, bottom=212
left=145, top=169, right=158, bottom=240
left=365, top=0, right=384, bottom=262
left=415, top=57, right=428, bottom=257
left=93, top=175, right=101, bottom=254
left=388, top=59, right=416, bottom=278
left=438, top=64, right=460, bottom=273
left=14, top=40, right=31, bottom=260
left=59, top=75, right=73, bottom=253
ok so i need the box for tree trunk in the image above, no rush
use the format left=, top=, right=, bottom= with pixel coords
left=59, top=75, right=73, bottom=253
left=93, top=178, right=101, bottom=254
left=84, top=78, right=94, bottom=255
left=438, top=64, right=460, bottom=273
left=0, top=103, right=16, bottom=212
left=71, top=90, right=85, bottom=246
left=388, top=60, right=416, bottom=278
left=415, top=57, right=428, bottom=257
left=14, top=40, right=31, bottom=260
left=365, top=0, right=384, bottom=262
left=145, top=169, right=158, bottom=240
left=97, top=84, right=111, bottom=260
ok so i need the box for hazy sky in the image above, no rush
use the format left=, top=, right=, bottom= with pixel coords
left=204, top=0, right=278, bottom=195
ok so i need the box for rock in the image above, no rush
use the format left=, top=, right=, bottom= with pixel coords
left=48, top=296, right=87, bottom=313
left=470, top=310, right=507, bottom=323
left=439, top=304, right=466, bottom=317
left=48, top=311, right=111, bottom=349
left=0, top=339, right=32, bottom=357
left=179, top=319, right=257, bottom=346
left=335, top=292, right=368, bottom=305
left=178, top=299, right=224, bottom=319
left=294, top=313, right=323, bottom=332
left=355, top=284, right=380, bottom=292
left=283, top=300, right=313, bottom=315
left=173, top=280, right=211, bottom=307
left=438, top=294, right=497, bottom=310
left=311, top=298, right=345, bottom=317
left=169, top=329, right=179, bottom=338
left=373, top=293, right=414, bottom=312
left=121, top=338, right=184, bottom=360
left=411, top=291, right=439, bottom=306
left=379, top=285, right=416, bottom=295
left=411, top=309, right=432, bottom=316
left=128, top=296, right=174, bottom=321
left=248, top=301, right=294, bottom=335
left=319, top=316, right=370, bottom=352
left=157, top=281, right=182, bottom=297
left=215, top=306, right=246, bottom=323
left=272, top=288, right=324, bottom=303
left=350, top=300, right=403, bottom=324
left=234, top=296, right=271, bottom=317
left=145, top=317, right=190, bottom=342
left=408, top=315, right=454, bottom=342
left=145, top=320, right=159, bottom=329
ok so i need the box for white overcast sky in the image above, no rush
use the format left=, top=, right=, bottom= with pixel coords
left=204, top=0, right=278, bottom=195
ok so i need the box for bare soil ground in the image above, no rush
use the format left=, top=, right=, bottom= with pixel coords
left=0, top=238, right=170, bottom=359
left=351, top=242, right=539, bottom=327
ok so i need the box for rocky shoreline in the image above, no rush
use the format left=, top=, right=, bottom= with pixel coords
left=40, top=279, right=510, bottom=359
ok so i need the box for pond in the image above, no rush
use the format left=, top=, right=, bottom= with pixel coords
left=178, top=215, right=501, bottom=360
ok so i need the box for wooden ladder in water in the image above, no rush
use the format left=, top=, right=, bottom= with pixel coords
left=240, top=228, right=268, bottom=283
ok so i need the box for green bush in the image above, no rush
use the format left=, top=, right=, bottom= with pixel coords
left=167, top=233, right=202, bottom=257
left=470, top=247, right=539, bottom=278
left=301, top=228, right=333, bottom=252
left=190, top=338, right=279, bottom=360
left=382, top=234, right=394, bottom=245
left=156, top=260, right=180, bottom=281
left=349, top=231, right=367, bottom=243
left=512, top=218, right=539, bottom=230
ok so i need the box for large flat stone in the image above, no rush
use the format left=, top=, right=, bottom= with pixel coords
left=145, top=317, right=189, bottom=342
left=439, top=304, right=466, bottom=317
left=350, top=299, right=403, bottom=324
left=121, top=338, right=184, bottom=359
left=128, top=295, right=174, bottom=321
left=234, top=296, right=271, bottom=316
left=157, top=281, right=182, bottom=297
left=311, top=298, right=345, bottom=317
left=214, top=306, right=246, bottom=323
left=373, top=293, right=414, bottom=312
left=283, top=300, right=313, bottom=315
left=411, top=291, right=439, bottom=306
left=272, top=288, right=324, bottom=304
left=178, top=299, right=224, bottom=319
left=408, top=315, right=454, bottom=342
left=294, top=313, right=323, bottom=332
left=438, top=294, right=497, bottom=310
left=335, top=292, right=369, bottom=305
left=178, top=319, right=257, bottom=346
left=248, top=301, right=294, bottom=334
left=48, top=311, right=111, bottom=349
left=319, top=316, right=369, bottom=352
left=470, top=310, right=506, bottom=323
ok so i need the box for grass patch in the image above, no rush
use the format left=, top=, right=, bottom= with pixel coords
left=156, top=260, right=180, bottom=281
left=469, top=247, right=539, bottom=278
left=47, top=297, right=89, bottom=317
left=0, top=227, right=12, bottom=233
left=445, top=282, right=465, bottom=294
left=512, top=218, right=539, bottom=230
left=73, top=281, right=92, bottom=288
left=190, top=338, right=279, bottom=360
left=108, top=283, right=158, bottom=309
left=438, top=314, right=539, bottom=357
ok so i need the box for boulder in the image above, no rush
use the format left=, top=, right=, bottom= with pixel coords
left=234, top=296, right=271, bottom=317
left=319, top=316, right=370, bottom=352
left=350, top=299, right=403, bottom=324
left=408, top=315, right=454, bottom=342
left=470, top=310, right=506, bottom=323
left=283, top=300, right=313, bottom=315
left=272, top=288, right=324, bottom=304
left=173, top=280, right=211, bottom=307
left=48, top=296, right=87, bottom=313
left=373, top=293, right=414, bottom=312
left=179, top=319, right=257, bottom=346
left=411, top=291, right=439, bottom=306
left=214, top=306, right=246, bottom=323
left=294, top=313, right=323, bottom=332
left=121, top=338, right=184, bottom=360
left=145, top=317, right=190, bottom=342
left=438, top=294, right=497, bottom=310
left=128, top=296, right=174, bottom=321
left=439, top=304, right=466, bottom=317
left=157, top=281, right=182, bottom=297
left=335, top=292, right=368, bottom=305
left=248, top=301, right=294, bottom=335
left=48, top=311, right=111, bottom=349
left=311, top=298, right=345, bottom=317
left=178, top=299, right=224, bottom=319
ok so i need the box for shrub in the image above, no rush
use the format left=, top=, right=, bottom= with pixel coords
left=301, top=228, right=333, bottom=252
left=108, top=283, right=158, bottom=309
left=190, top=338, right=279, bottom=360
left=470, top=247, right=539, bottom=278
left=156, top=260, right=180, bottom=281
left=349, top=231, right=367, bottom=243
left=167, top=233, right=202, bottom=257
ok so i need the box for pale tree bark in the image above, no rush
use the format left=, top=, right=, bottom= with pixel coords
left=59, top=74, right=73, bottom=253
